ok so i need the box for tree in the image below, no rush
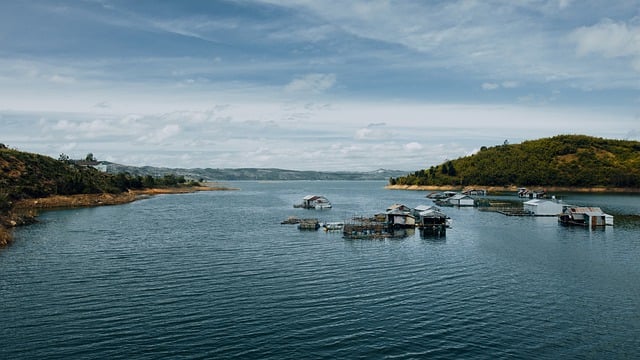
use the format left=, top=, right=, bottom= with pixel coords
left=142, top=175, right=156, bottom=188
left=447, top=161, right=456, bottom=176
left=85, top=153, right=97, bottom=162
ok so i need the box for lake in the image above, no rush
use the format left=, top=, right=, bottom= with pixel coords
left=1, top=181, right=639, bottom=359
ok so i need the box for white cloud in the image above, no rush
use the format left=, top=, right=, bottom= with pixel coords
left=285, top=73, right=336, bottom=93
left=482, top=81, right=519, bottom=90
left=354, top=123, right=392, bottom=140
left=3, top=100, right=636, bottom=171
left=404, top=142, right=423, bottom=151
left=48, top=74, right=76, bottom=84
left=571, top=19, right=640, bottom=72
left=482, top=82, right=499, bottom=90
left=2, top=2, right=639, bottom=171
left=557, top=0, right=573, bottom=9
left=137, top=124, right=181, bottom=144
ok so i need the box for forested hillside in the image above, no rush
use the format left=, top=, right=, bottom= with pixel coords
left=390, top=135, right=640, bottom=188
left=0, top=145, right=193, bottom=204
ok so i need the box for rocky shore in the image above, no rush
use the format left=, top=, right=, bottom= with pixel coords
left=0, top=184, right=236, bottom=247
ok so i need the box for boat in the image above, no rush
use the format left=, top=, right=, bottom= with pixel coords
left=294, top=195, right=332, bottom=209
left=426, top=191, right=457, bottom=199
left=322, top=222, right=344, bottom=231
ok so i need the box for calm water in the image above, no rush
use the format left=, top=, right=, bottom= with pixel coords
left=2, top=181, right=639, bottom=359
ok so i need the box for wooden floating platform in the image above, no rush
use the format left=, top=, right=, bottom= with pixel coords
left=496, top=208, right=533, bottom=216
left=298, top=218, right=320, bottom=230
left=479, top=205, right=533, bottom=216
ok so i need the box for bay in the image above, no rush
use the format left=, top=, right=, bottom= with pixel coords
left=1, top=181, right=639, bottom=359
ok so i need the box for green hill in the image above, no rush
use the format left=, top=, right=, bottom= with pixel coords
left=0, top=145, right=200, bottom=244
left=0, top=145, right=200, bottom=208
left=1, top=146, right=134, bottom=204
left=390, top=135, right=640, bottom=188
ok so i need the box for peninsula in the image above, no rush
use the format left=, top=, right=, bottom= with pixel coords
left=388, top=135, right=640, bottom=193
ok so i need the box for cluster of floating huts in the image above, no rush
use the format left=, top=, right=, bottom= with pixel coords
left=285, top=194, right=451, bottom=239
left=284, top=189, right=614, bottom=238
left=342, top=203, right=451, bottom=239
left=433, top=188, right=613, bottom=228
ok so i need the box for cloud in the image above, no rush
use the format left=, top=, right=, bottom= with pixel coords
left=404, top=142, right=423, bottom=151
left=482, top=82, right=499, bottom=90
left=557, top=0, right=573, bottom=9
left=571, top=19, right=640, bottom=71
left=482, top=81, right=519, bottom=90
left=285, top=73, right=336, bottom=93
left=94, top=101, right=111, bottom=109
left=137, top=124, right=181, bottom=144
left=501, top=81, right=519, bottom=88
left=48, top=74, right=76, bottom=84
left=354, top=123, right=392, bottom=140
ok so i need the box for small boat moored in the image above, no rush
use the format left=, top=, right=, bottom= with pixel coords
left=322, top=222, right=344, bottom=231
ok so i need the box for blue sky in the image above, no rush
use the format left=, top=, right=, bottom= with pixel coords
left=1, top=0, right=639, bottom=171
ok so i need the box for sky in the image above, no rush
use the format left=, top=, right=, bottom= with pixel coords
left=1, top=0, right=639, bottom=171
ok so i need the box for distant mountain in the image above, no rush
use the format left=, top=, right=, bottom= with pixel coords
left=103, top=163, right=407, bottom=181
left=390, top=135, right=640, bottom=188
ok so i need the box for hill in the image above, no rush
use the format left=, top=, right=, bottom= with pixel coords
left=0, top=146, right=204, bottom=204
left=389, top=135, right=640, bottom=188
left=103, top=163, right=407, bottom=181
left=0, top=145, right=205, bottom=244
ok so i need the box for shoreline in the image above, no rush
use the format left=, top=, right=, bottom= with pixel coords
left=0, top=184, right=237, bottom=247
left=12, top=184, right=238, bottom=210
left=385, top=184, right=640, bottom=193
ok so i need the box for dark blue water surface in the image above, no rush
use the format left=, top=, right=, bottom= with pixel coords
left=2, top=181, right=639, bottom=359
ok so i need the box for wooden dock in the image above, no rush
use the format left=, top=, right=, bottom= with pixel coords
left=480, top=206, right=533, bottom=216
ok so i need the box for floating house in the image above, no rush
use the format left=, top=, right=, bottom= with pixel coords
left=426, top=191, right=458, bottom=199
left=386, top=203, right=413, bottom=213
left=523, top=199, right=565, bottom=216
left=294, top=195, right=332, bottom=209
left=446, top=193, right=475, bottom=207
left=340, top=203, right=450, bottom=239
left=558, top=206, right=613, bottom=227
left=517, top=187, right=546, bottom=199
left=462, top=188, right=487, bottom=196
left=385, top=204, right=416, bottom=228
left=413, top=205, right=450, bottom=235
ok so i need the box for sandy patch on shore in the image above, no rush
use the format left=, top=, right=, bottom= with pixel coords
left=12, top=184, right=237, bottom=210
